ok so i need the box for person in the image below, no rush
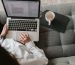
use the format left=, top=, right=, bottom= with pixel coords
left=0, top=24, right=48, bottom=65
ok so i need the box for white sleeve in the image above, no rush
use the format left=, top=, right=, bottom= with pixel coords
left=18, top=41, right=48, bottom=65
left=0, top=38, right=3, bottom=44
left=0, top=39, right=17, bottom=56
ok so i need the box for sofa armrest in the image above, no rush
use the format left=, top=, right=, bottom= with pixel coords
left=71, top=3, right=75, bottom=15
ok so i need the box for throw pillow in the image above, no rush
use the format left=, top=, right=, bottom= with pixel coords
left=40, top=10, right=70, bottom=33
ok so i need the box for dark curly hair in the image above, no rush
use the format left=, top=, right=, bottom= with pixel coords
left=0, top=45, right=20, bottom=65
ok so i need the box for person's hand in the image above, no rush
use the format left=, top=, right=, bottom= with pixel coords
left=0, top=24, right=8, bottom=37
left=19, top=33, right=31, bottom=45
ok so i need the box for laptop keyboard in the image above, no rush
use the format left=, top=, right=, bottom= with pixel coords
left=9, top=19, right=37, bottom=31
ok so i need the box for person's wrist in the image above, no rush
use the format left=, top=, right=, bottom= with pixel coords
left=24, top=37, right=31, bottom=44
left=0, top=35, right=3, bottom=39
left=25, top=41, right=35, bottom=49
left=0, top=34, right=5, bottom=39
left=0, top=34, right=5, bottom=38
left=20, top=39, right=31, bottom=45
left=23, top=39, right=31, bottom=45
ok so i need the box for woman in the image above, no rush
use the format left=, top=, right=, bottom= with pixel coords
left=0, top=24, right=48, bottom=65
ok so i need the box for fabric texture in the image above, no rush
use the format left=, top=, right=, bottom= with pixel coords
left=0, top=39, right=48, bottom=65
left=48, top=56, right=75, bottom=65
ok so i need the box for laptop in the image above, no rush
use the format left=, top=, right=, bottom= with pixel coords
left=2, top=0, right=40, bottom=41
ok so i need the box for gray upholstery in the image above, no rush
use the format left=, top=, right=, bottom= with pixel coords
left=72, top=3, right=75, bottom=15
left=41, top=3, right=72, bottom=15
left=37, top=3, right=75, bottom=65
left=48, top=56, right=75, bottom=65
left=1, top=1, right=75, bottom=65
left=38, top=16, right=75, bottom=59
left=0, top=0, right=6, bottom=24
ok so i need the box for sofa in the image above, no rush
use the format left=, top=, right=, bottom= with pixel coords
left=36, top=2, right=75, bottom=65
left=0, top=0, right=6, bottom=33
left=0, top=1, right=75, bottom=65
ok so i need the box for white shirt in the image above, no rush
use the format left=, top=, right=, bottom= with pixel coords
left=0, top=38, right=48, bottom=65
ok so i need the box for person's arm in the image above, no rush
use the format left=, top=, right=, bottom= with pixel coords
left=25, top=41, right=48, bottom=65
left=19, top=33, right=48, bottom=65
left=0, top=24, right=15, bottom=57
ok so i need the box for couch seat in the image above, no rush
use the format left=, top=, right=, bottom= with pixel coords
left=48, top=56, right=75, bottom=65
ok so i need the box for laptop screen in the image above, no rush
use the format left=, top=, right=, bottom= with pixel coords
left=2, top=0, right=40, bottom=18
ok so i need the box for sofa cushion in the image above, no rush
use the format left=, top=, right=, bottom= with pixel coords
left=72, top=16, right=75, bottom=34
left=41, top=3, right=72, bottom=15
left=48, top=56, right=75, bottom=65
left=60, top=30, right=75, bottom=45
left=71, top=3, right=75, bottom=15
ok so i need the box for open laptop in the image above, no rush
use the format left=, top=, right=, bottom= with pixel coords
left=2, top=0, right=40, bottom=41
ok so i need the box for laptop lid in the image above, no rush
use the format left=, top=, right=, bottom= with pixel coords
left=2, top=0, right=40, bottom=19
